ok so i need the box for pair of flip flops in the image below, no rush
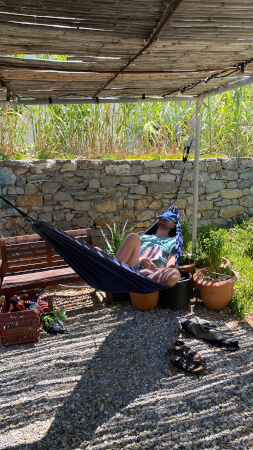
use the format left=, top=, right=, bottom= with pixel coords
left=170, top=340, right=207, bottom=374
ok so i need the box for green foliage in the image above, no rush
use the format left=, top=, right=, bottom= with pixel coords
left=179, top=220, right=193, bottom=264
left=222, top=219, right=253, bottom=319
left=1, top=84, right=253, bottom=159
left=99, top=220, right=132, bottom=256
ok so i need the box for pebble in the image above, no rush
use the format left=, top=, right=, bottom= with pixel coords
left=0, top=290, right=252, bottom=449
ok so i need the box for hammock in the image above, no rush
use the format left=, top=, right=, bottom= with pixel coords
left=31, top=205, right=183, bottom=294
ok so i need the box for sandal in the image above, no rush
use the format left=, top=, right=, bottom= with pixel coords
left=171, top=354, right=207, bottom=374
left=170, top=340, right=201, bottom=361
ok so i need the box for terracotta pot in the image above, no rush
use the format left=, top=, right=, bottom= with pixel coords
left=193, top=268, right=238, bottom=311
left=130, top=291, right=159, bottom=311
left=178, top=260, right=197, bottom=291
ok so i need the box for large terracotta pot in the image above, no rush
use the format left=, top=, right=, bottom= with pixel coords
left=178, top=260, right=197, bottom=291
left=129, top=291, right=159, bottom=311
left=193, top=268, right=238, bottom=311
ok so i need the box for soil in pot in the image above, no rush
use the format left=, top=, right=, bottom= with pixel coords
left=193, top=268, right=238, bottom=311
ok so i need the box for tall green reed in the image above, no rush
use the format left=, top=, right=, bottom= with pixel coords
left=1, top=86, right=253, bottom=159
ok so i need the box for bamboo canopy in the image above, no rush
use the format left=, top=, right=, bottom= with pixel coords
left=1, top=0, right=253, bottom=103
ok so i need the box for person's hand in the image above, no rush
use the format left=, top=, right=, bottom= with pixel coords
left=139, top=257, right=157, bottom=270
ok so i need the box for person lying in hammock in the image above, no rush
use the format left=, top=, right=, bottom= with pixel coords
left=115, top=210, right=181, bottom=287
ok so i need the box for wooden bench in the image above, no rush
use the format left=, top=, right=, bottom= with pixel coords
left=0, top=228, right=92, bottom=294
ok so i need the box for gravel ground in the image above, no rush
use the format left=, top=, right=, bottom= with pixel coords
left=0, top=285, right=252, bottom=450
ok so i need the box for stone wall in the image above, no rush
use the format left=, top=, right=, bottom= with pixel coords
left=0, top=158, right=252, bottom=243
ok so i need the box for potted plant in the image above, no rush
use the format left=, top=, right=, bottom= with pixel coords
left=193, top=228, right=238, bottom=311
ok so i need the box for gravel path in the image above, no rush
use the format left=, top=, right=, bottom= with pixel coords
left=0, top=286, right=252, bottom=450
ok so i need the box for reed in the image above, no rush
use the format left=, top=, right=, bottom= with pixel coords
left=1, top=87, right=253, bottom=160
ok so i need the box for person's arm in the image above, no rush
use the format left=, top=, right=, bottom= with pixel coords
left=139, top=256, right=157, bottom=270
left=166, top=253, right=176, bottom=268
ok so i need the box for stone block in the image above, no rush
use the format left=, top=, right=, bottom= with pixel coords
left=206, top=160, right=222, bottom=172
left=139, top=174, right=159, bottom=182
left=7, top=187, right=25, bottom=195
left=205, top=180, right=226, bottom=193
left=27, top=174, right=49, bottom=183
left=0, top=167, right=16, bottom=186
left=130, top=164, right=143, bottom=175
left=60, top=201, right=91, bottom=211
left=227, top=181, right=238, bottom=188
left=17, top=195, right=43, bottom=207
left=89, top=179, right=101, bottom=188
left=25, top=183, right=39, bottom=195
left=96, top=200, right=117, bottom=213
left=221, top=159, right=238, bottom=170
left=219, top=205, right=244, bottom=219
left=148, top=181, right=175, bottom=194
left=239, top=195, right=253, bottom=207
left=198, top=200, right=214, bottom=211
left=159, top=173, right=176, bottom=182
left=39, top=212, right=53, bottom=222
left=238, top=158, right=253, bottom=168
left=78, top=160, right=102, bottom=169
left=219, top=171, right=238, bottom=181
left=199, top=172, right=210, bottom=183
left=130, top=185, right=146, bottom=195
left=100, top=176, right=119, bottom=187
left=105, top=164, right=130, bottom=175
left=136, top=210, right=155, bottom=221
left=60, top=160, right=77, bottom=172
left=143, top=160, right=163, bottom=168
left=120, top=176, right=139, bottom=185
left=54, top=191, right=73, bottom=201
left=240, top=171, right=253, bottom=180
left=76, top=169, right=100, bottom=178
left=220, top=189, right=243, bottom=199
left=41, top=182, right=60, bottom=194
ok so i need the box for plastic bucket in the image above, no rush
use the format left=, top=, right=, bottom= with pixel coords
left=159, top=270, right=192, bottom=310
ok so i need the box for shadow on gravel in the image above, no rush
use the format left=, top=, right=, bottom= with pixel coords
left=2, top=304, right=252, bottom=450
left=1, top=307, right=181, bottom=449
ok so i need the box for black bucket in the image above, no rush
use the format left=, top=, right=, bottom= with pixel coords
left=158, top=270, right=192, bottom=310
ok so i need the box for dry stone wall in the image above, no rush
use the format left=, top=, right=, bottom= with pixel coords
left=0, top=158, right=252, bottom=243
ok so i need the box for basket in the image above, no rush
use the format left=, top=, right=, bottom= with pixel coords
left=0, top=291, right=41, bottom=346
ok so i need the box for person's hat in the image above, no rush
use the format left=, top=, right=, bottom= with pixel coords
left=156, top=210, right=178, bottom=223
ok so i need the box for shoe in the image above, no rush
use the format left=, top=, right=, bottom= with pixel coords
left=170, top=340, right=201, bottom=361
left=171, top=354, right=207, bottom=374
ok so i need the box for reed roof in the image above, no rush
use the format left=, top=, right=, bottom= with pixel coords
left=1, top=0, right=253, bottom=102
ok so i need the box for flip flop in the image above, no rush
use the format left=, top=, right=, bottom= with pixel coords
left=171, top=354, right=207, bottom=374
left=170, top=340, right=201, bottom=361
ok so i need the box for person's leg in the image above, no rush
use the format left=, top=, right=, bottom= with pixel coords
left=145, top=267, right=181, bottom=287
left=115, top=233, right=141, bottom=267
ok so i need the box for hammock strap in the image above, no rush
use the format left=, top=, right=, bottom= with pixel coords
left=173, top=138, right=193, bottom=203
left=0, top=194, right=34, bottom=222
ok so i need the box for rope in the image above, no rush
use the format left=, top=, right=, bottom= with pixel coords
left=0, top=194, right=34, bottom=223
left=173, top=138, right=193, bottom=203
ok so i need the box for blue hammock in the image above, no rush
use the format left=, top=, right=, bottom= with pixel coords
left=31, top=206, right=183, bottom=294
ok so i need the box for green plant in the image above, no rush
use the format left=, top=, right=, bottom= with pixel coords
left=179, top=220, right=193, bottom=264
left=99, top=220, right=132, bottom=256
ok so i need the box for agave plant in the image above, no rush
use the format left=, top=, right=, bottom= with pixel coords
left=99, top=220, right=132, bottom=256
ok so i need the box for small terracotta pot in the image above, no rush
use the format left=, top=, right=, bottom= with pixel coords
left=178, top=260, right=197, bottom=291
left=130, top=291, right=159, bottom=311
left=193, top=268, right=238, bottom=311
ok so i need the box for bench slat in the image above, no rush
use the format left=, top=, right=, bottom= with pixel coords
left=0, top=227, right=92, bottom=292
